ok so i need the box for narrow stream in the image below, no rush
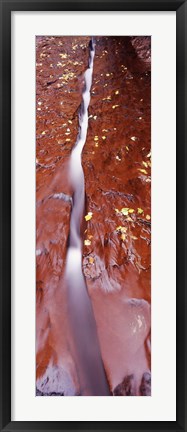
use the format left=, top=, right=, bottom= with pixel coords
left=65, top=39, right=110, bottom=396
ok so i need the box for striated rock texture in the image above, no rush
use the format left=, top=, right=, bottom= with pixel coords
left=82, top=37, right=151, bottom=393
left=36, top=36, right=151, bottom=396
left=36, top=36, right=91, bottom=395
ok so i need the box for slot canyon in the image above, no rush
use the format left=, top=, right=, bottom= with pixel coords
left=36, top=36, right=151, bottom=396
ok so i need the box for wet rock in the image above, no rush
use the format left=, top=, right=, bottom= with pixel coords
left=113, top=374, right=135, bottom=396
left=36, top=36, right=151, bottom=395
left=36, top=36, right=90, bottom=389
left=36, top=364, right=76, bottom=396
left=140, top=371, right=151, bottom=396
left=82, top=36, right=151, bottom=390
left=113, top=370, right=151, bottom=396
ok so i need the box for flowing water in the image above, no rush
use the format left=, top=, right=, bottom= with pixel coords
left=65, top=39, right=110, bottom=396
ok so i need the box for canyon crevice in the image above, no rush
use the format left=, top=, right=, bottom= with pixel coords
left=36, top=36, right=151, bottom=396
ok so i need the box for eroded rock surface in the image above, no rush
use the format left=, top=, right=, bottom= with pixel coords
left=36, top=36, right=90, bottom=394
left=36, top=36, right=151, bottom=395
left=82, top=37, right=151, bottom=393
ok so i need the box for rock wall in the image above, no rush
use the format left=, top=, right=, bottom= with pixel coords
left=36, top=36, right=151, bottom=396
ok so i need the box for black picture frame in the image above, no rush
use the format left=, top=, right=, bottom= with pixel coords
left=0, top=0, right=186, bottom=431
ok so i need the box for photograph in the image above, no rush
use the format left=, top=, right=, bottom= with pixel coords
left=36, top=35, right=151, bottom=397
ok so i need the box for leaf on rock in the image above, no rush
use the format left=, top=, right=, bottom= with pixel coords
left=146, top=214, right=151, bottom=220
left=121, top=208, right=129, bottom=216
left=89, top=256, right=94, bottom=264
left=138, top=168, right=147, bottom=175
left=116, top=226, right=127, bottom=233
left=84, top=239, right=91, bottom=246
left=85, top=212, right=93, bottom=221
left=142, top=161, right=148, bottom=168
left=121, top=233, right=126, bottom=241
left=137, top=208, right=144, bottom=214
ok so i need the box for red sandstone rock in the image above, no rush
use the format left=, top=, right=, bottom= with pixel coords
left=36, top=36, right=90, bottom=394
left=36, top=36, right=151, bottom=396
left=82, top=37, right=151, bottom=392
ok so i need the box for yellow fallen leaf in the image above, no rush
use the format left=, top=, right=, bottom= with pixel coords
left=115, top=208, right=120, bottom=214
left=147, top=151, right=151, bottom=158
left=41, top=131, right=46, bottom=135
left=126, top=216, right=133, bottom=222
left=121, top=208, right=129, bottom=216
left=93, top=116, right=97, bottom=120
left=59, top=53, right=68, bottom=59
left=126, top=146, right=129, bottom=151
left=121, top=233, right=126, bottom=241
left=68, top=120, right=72, bottom=124
left=94, top=136, right=99, bottom=141
left=146, top=214, right=151, bottom=220
left=102, top=96, right=111, bottom=101
left=115, top=90, right=119, bottom=95
left=142, top=161, right=148, bottom=168
left=138, top=168, right=147, bottom=175
left=102, top=136, right=106, bottom=140
left=131, top=136, right=137, bottom=141
left=131, top=236, right=138, bottom=240
left=128, top=209, right=134, bottom=214
left=112, top=105, right=120, bottom=109
left=84, top=239, right=91, bottom=246
left=85, top=212, right=93, bottom=221
left=116, top=226, right=127, bottom=233
left=66, top=138, right=71, bottom=142
left=95, top=143, right=99, bottom=147
left=137, top=208, right=144, bottom=214
left=89, top=257, right=94, bottom=264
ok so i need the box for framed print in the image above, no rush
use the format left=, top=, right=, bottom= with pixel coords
left=0, top=0, right=186, bottom=431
